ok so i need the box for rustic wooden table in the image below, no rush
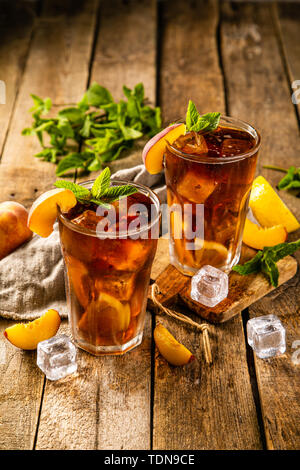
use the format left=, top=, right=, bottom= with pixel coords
left=0, top=0, right=299, bottom=450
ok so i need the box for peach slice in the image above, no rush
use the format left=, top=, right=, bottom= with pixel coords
left=250, top=176, right=300, bottom=233
left=4, top=309, right=61, bottom=350
left=154, top=324, right=195, bottom=366
left=143, top=123, right=185, bottom=174
left=243, top=218, right=287, bottom=250
left=78, top=293, right=131, bottom=337
left=28, top=188, right=77, bottom=237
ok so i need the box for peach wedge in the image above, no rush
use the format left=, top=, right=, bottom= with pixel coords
left=250, top=176, right=300, bottom=233
left=4, top=309, right=61, bottom=350
left=154, top=323, right=195, bottom=366
left=243, top=218, right=287, bottom=250
left=28, top=188, right=77, bottom=237
left=143, top=123, right=185, bottom=174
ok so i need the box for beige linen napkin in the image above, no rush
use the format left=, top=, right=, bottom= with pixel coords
left=0, top=165, right=165, bottom=320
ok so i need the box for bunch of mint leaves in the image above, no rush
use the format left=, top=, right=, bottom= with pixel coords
left=22, top=82, right=161, bottom=176
left=55, top=167, right=137, bottom=208
left=233, top=240, right=300, bottom=287
left=185, top=100, right=220, bottom=133
left=263, top=165, right=300, bottom=193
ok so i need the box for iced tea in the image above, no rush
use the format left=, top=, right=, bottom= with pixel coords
left=164, top=116, right=260, bottom=275
left=58, top=181, right=160, bottom=355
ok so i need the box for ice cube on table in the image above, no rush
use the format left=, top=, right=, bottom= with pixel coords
left=247, top=314, right=286, bottom=359
left=190, top=265, right=228, bottom=308
left=37, top=335, right=77, bottom=381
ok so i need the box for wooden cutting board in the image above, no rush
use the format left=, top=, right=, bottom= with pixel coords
left=149, top=238, right=298, bottom=323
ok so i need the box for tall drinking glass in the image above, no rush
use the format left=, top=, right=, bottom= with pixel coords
left=164, top=116, right=260, bottom=275
left=58, top=180, right=160, bottom=355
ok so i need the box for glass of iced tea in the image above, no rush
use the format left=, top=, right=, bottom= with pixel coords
left=164, top=116, right=260, bottom=275
left=58, top=180, right=160, bottom=355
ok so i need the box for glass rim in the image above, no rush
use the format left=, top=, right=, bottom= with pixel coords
left=58, top=179, right=161, bottom=239
left=166, top=115, right=261, bottom=164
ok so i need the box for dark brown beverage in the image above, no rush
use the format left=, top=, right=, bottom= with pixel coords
left=164, top=116, right=260, bottom=275
left=58, top=181, right=160, bottom=355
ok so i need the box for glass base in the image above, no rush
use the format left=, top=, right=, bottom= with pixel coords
left=169, top=242, right=242, bottom=277
left=74, top=332, right=144, bottom=356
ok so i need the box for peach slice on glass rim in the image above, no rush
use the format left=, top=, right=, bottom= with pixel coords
left=28, top=188, right=77, bottom=237
left=142, top=123, right=185, bottom=174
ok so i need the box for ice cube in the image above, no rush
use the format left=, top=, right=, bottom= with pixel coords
left=72, top=210, right=106, bottom=231
left=247, top=314, right=286, bottom=359
left=190, top=265, right=228, bottom=307
left=37, top=335, right=77, bottom=381
left=177, top=170, right=217, bottom=203
left=174, top=131, right=208, bottom=154
left=95, top=271, right=136, bottom=301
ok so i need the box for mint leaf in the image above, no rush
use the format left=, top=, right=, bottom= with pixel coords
left=102, top=184, right=138, bottom=201
left=54, top=166, right=138, bottom=208
left=261, top=256, right=279, bottom=287
left=84, top=83, right=113, bottom=107
left=232, top=251, right=263, bottom=275
left=56, top=153, right=92, bottom=176
left=233, top=239, right=300, bottom=287
left=263, top=165, right=300, bottom=194
left=264, top=239, right=300, bottom=262
left=58, top=107, right=84, bottom=124
left=91, top=167, right=111, bottom=199
left=23, top=82, right=162, bottom=177
left=30, top=94, right=52, bottom=116
left=278, top=166, right=300, bottom=191
left=186, top=100, right=199, bottom=131
left=185, top=100, right=220, bottom=133
left=54, top=180, right=91, bottom=201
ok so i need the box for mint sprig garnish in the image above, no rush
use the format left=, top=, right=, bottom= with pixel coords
left=185, top=100, right=220, bottom=133
left=232, top=239, right=300, bottom=287
left=54, top=167, right=137, bottom=207
left=22, top=82, right=161, bottom=176
left=263, top=165, right=300, bottom=193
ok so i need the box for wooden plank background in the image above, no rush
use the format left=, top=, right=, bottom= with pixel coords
left=0, top=0, right=299, bottom=450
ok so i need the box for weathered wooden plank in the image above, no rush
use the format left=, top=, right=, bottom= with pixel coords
left=159, top=0, right=225, bottom=124
left=36, top=0, right=157, bottom=450
left=35, top=318, right=152, bottom=450
left=0, top=2, right=35, bottom=159
left=0, top=320, right=44, bottom=450
left=250, top=259, right=300, bottom=450
left=82, top=0, right=158, bottom=175
left=0, top=0, right=99, bottom=204
left=91, top=0, right=157, bottom=103
left=0, top=1, right=98, bottom=451
left=153, top=0, right=262, bottom=450
left=221, top=1, right=300, bottom=450
left=274, top=2, right=300, bottom=117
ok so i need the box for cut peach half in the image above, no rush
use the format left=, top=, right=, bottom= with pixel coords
left=250, top=176, right=300, bottom=233
left=243, top=218, right=287, bottom=250
left=78, top=293, right=131, bottom=337
left=143, top=123, right=185, bottom=174
left=4, top=309, right=61, bottom=350
left=154, top=324, right=195, bottom=366
left=28, top=188, right=77, bottom=237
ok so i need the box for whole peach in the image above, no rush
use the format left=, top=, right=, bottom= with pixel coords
left=0, top=201, right=33, bottom=260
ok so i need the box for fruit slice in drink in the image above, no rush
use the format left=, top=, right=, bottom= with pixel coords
left=78, top=293, right=131, bottom=339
